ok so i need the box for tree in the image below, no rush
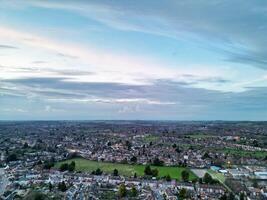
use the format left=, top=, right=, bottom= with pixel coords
left=151, top=168, right=159, bottom=177
left=144, top=165, right=152, bottom=175
left=36, top=160, right=42, bottom=165
left=23, top=142, right=29, bottom=148
left=203, top=173, right=213, bottom=184
left=113, top=168, right=119, bottom=176
left=153, top=157, right=164, bottom=166
left=49, top=182, right=53, bottom=192
left=59, top=163, right=69, bottom=172
left=192, top=178, right=198, bottom=184
left=228, top=193, right=235, bottom=200
left=198, top=178, right=203, bottom=184
left=239, top=192, right=245, bottom=200
left=179, top=188, right=187, bottom=199
left=252, top=179, right=258, bottom=188
left=181, top=170, right=190, bottom=182
left=24, top=191, right=47, bottom=200
left=68, top=161, right=75, bottom=172
left=118, top=184, right=127, bottom=197
left=130, top=156, right=137, bottom=163
left=219, top=194, right=227, bottom=200
left=92, top=168, right=103, bottom=175
left=6, top=153, right=18, bottom=162
left=202, top=152, right=211, bottom=159
left=252, top=140, right=259, bottom=147
left=166, top=174, right=171, bottom=181
left=130, top=186, right=138, bottom=197
left=58, top=181, right=67, bottom=192
left=125, top=140, right=132, bottom=150
left=175, top=147, right=181, bottom=153
left=134, top=172, right=137, bottom=178
left=43, top=160, right=54, bottom=170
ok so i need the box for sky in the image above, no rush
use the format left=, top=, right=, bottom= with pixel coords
left=0, top=0, right=267, bottom=120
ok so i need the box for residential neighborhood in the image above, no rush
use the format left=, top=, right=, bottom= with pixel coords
left=0, top=121, right=266, bottom=199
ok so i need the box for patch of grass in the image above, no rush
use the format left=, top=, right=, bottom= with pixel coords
left=187, top=134, right=215, bottom=139
left=55, top=158, right=197, bottom=181
left=143, top=135, right=159, bottom=143
left=207, top=169, right=225, bottom=183
left=221, top=148, right=267, bottom=159
left=207, top=170, right=232, bottom=192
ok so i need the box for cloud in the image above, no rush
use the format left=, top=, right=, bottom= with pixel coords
left=1, top=75, right=267, bottom=120
left=57, top=52, right=78, bottom=59
left=0, top=44, right=18, bottom=49
left=21, top=0, right=267, bottom=70
left=1, top=108, right=28, bottom=113
left=32, top=61, right=47, bottom=64
left=118, top=105, right=141, bottom=114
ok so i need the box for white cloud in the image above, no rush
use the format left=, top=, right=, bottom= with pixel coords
left=0, top=26, right=229, bottom=90
left=46, top=97, right=176, bottom=105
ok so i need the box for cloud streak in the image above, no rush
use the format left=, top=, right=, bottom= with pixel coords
left=25, top=0, right=267, bottom=70
left=0, top=44, right=18, bottom=49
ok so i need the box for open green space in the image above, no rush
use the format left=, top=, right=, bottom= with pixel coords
left=55, top=158, right=197, bottom=180
left=143, top=135, right=159, bottom=143
left=207, top=169, right=225, bottom=183
left=221, top=148, right=267, bottom=159
left=205, top=147, right=267, bottom=159
left=187, top=134, right=215, bottom=139
left=207, top=170, right=232, bottom=192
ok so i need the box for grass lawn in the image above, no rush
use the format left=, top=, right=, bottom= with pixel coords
left=207, top=169, right=225, bottom=183
left=187, top=133, right=216, bottom=139
left=143, top=135, right=159, bottom=143
left=207, top=169, right=232, bottom=192
left=55, top=158, right=197, bottom=181
left=221, top=148, right=267, bottom=159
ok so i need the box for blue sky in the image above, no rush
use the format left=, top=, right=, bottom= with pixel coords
left=0, top=0, right=267, bottom=120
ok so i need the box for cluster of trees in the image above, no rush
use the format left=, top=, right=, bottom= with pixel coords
left=59, top=161, right=75, bottom=172
left=42, top=157, right=56, bottom=170
left=23, top=190, right=48, bottom=200
left=91, top=168, right=103, bottom=175
left=118, top=184, right=138, bottom=198
left=199, top=173, right=219, bottom=185
left=113, top=168, right=119, bottom=176
left=165, top=174, right=171, bottom=181
left=219, top=192, right=236, bottom=200
left=225, top=178, right=247, bottom=194
left=125, top=140, right=132, bottom=150
left=58, top=181, right=68, bottom=192
left=144, top=165, right=158, bottom=177
left=130, top=156, right=137, bottom=163
left=178, top=188, right=187, bottom=199
left=153, top=157, right=164, bottom=166
left=6, top=153, right=18, bottom=162
left=43, top=161, right=54, bottom=170
left=172, top=143, right=182, bottom=153
left=181, top=170, right=190, bottom=182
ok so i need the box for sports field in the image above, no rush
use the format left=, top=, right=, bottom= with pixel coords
left=55, top=158, right=197, bottom=180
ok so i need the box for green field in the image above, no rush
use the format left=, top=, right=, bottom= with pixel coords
left=207, top=170, right=232, bottom=192
left=55, top=158, right=197, bottom=180
left=143, top=135, right=159, bottom=143
left=207, top=169, right=225, bottom=183
left=187, top=134, right=215, bottom=139
left=221, top=148, right=267, bottom=159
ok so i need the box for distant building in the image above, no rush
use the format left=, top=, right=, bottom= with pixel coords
left=254, top=171, right=267, bottom=180
left=210, top=166, right=221, bottom=172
